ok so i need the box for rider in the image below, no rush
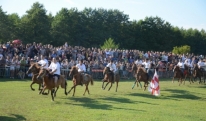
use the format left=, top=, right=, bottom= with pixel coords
left=48, top=57, right=61, bottom=88
left=76, top=59, right=86, bottom=86
left=197, top=59, right=205, bottom=71
left=38, top=55, right=49, bottom=68
left=106, top=60, right=117, bottom=83
left=177, top=59, right=185, bottom=75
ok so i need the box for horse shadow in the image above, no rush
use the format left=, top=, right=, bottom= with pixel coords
left=162, top=89, right=201, bottom=100
left=0, top=114, right=26, bottom=121
left=64, top=97, right=112, bottom=110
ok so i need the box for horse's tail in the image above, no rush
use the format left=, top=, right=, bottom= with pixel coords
left=90, top=77, right=94, bottom=86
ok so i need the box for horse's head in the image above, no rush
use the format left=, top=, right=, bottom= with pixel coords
left=103, top=67, right=110, bottom=75
left=37, top=68, right=48, bottom=80
left=137, top=67, right=145, bottom=74
left=174, top=65, right=180, bottom=72
left=131, top=64, right=137, bottom=73
left=26, top=63, right=40, bottom=74
left=69, top=66, right=78, bottom=77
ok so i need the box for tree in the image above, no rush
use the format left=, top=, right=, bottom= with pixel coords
left=172, top=45, right=190, bottom=54
left=100, top=38, right=119, bottom=49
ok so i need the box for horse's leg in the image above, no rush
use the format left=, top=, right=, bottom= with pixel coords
left=102, top=81, right=105, bottom=89
left=67, top=85, right=76, bottom=94
left=39, top=86, right=46, bottom=95
left=108, top=82, right=113, bottom=91
left=143, top=82, right=146, bottom=91
left=54, top=86, right=59, bottom=97
left=132, top=80, right=137, bottom=89
left=83, top=84, right=88, bottom=96
left=115, top=81, right=118, bottom=92
left=103, top=82, right=110, bottom=90
left=64, top=81, right=67, bottom=95
left=73, top=86, right=76, bottom=96
left=172, top=77, right=175, bottom=83
left=51, top=89, right=54, bottom=101
left=30, top=82, right=35, bottom=91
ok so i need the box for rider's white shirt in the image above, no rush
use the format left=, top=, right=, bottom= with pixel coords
left=48, top=62, right=61, bottom=75
left=38, top=59, right=48, bottom=68
left=177, top=62, right=184, bottom=68
left=198, top=61, right=205, bottom=67
left=142, top=61, right=150, bottom=68
left=76, top=63, right=86, bottom=72
left=106, top=63, right=117, bottom=73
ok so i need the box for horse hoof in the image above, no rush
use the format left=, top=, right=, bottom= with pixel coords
left=32, top=89, right=35, bottom=91
left=65, top=93, right=67, bottom=95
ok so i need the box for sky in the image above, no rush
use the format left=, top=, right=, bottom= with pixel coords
left=1, top=0, right=206, bottom=31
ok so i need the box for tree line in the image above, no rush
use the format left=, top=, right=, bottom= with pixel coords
left=0, top=2, right=206, bottom=54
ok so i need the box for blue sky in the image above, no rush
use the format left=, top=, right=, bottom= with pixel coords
left=1, top=0, right=206, bottom=30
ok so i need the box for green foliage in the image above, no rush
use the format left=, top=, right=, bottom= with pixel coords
left=172, top=45, right=190, bottom=54
left=100, top=38, right=119, bottom=49
left=0, top=3, right=206, bottom=54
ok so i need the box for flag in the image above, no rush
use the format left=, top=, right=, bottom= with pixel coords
left=148, top=70, right=160, bottom=96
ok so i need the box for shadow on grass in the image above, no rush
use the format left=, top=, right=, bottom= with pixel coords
left=0, top=114, right=26, bottom=121
left=162, top=89, right=201, bottom=100
left=64, top=97, right=112, bottom=110
left=0, top=78, right=31, bottom=82
left=99, top=96, right=158, bottom=105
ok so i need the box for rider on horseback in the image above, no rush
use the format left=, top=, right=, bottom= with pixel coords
left=197, top=59, right=205, bottom=72
left=177, top=59, right=184, bottom=76
left=106, top=60, right=117, bottom=83
left=48, top=57, right=61, bottom=88
left=76, top=60, right=86, bottom=86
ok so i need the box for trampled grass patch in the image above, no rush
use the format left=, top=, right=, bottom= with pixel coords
left=0, top=78, right=206, bottom=121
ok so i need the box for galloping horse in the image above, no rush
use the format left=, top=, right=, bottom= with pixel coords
left=102, top=67, right=120, bottom=92
left=172, top=65, right=185, bottom=85
left=67, top=66, right=94, bottom=96
left=26, top=63, right=44, bottom=92
left=37, top=68, right=67, bottom=101
left=132, top=66, right=151, bottom=91
left=193, top=64, right=206, bottom=84
left=184, top=64, right=194, bottom=84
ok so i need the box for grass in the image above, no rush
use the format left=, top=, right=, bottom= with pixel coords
left=0, top=78, right=206, bottom=121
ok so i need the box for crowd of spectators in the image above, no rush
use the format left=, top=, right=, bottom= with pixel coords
left=0, top=41, right=205, bottom=79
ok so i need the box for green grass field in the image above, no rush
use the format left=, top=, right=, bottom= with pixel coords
left=0, top=78, right=206, bottom=121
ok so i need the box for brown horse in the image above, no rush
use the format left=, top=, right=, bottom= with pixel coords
left=26, top=63, right=43, bottom=91
left=193, top=64, right=206, bottom=84
left=172, top=65, right=185, bottom=85
left=37, top=68, right=67, bottom=101
left=102, top=67, right=120, bottom=92
left=132, top=66, right=151, bottom=91
left=184, top=64, right=194, bottom=84
left=68, top=66, right=94, bottom=96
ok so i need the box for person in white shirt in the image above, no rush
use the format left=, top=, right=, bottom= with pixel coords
left=142, top=59, right=150, bottom=72
left=76, top=60, right=86, bottom=85
left=197, top=59, right=205, bottom=71
left=106, top=60, right=117, bottom=83
left=38, top=55, right=48, bottom=68
left=135, top=59, right=142, bottom=66
left=48, top=57, right=61, bottom=87
left=177, top=59, right=184, bottom=73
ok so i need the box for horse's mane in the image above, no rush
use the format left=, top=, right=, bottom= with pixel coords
left=137, top=67, right=146, bottom=73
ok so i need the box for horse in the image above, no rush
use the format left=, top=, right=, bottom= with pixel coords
left=26, top=63, right=45, bottom=93
left=184, top=64, right=194, bottom=84
left=67, top=66, right=94, bottom=96
left=193, top=64, right=206, bottom=84
left=172, top=65, right=185, bottom=85
left=132, top=66, right=151, bottom=91
left=102, top=67, right=120, bottom=92
left=36, top=68, right=67, bottom=101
